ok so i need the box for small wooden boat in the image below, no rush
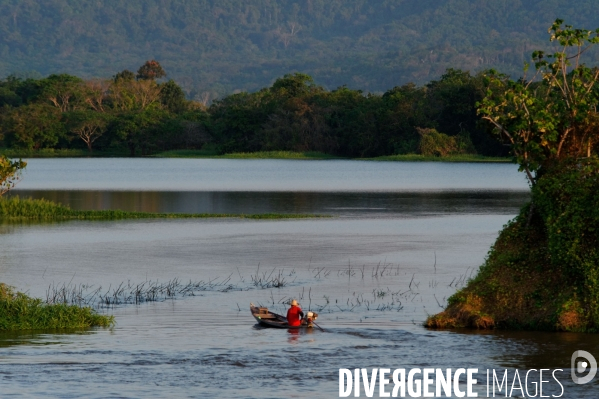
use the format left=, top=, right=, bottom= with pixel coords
left=250, top=303, right=318, bottom=329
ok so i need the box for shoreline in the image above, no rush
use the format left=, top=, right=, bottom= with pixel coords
left=1, top=149, right=511, bottom=163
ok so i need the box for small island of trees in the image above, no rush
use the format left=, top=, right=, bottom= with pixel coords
left=427, top=20, right=599, bottom=332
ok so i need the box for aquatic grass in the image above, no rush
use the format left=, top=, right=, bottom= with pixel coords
left=0, top=197, right=329, bottom=221
left=154, top=150, right=341, bottom=159
left=0, top=284, right=113, bottom=331
left=46, top=277, right=239, bottom=308
left=250, top=264, right=291, bottom=289
left=153, top=148, right=220, bottom=157
left=0, top=148, right=128, bottom=158
left=1, top=147, right=508, bottom=162
left=367, top=154, right=511, bottom=163
left=220, top=151, right=340, bottom=159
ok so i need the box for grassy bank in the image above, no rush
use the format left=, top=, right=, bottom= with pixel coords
left=368, top=154, right=510, bottom=162
left=0, top=148, right=128, bottom=158
left=0, top=197, right=328, bottom=221
left=154, top=151, right=509, bottom=161
left=2, top=148, right=511, bottom=162
left=0, top=284, right=113, bottom=331
left=154, top=150, right=341, bottom=159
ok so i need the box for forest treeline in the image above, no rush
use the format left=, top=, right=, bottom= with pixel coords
left=0, top=62, right=508, bottom=158
left=1, top=0, right=599, bottom=99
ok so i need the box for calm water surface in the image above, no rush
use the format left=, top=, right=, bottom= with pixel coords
left=14, top=158, right=529, bottom=192
left=1, top=159, right=597, bottom=398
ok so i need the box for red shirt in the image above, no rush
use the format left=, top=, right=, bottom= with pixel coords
left=287, top=305, right=304, bottom=327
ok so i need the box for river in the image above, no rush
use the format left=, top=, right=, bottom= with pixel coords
left=1, top=159, right=597, bottom=398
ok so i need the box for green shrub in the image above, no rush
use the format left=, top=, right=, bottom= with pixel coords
left=417, top=128, right=476, bottom=157
left=0, top=284, right=114, bottom=331
left=533, top=159, right=599, bottom=325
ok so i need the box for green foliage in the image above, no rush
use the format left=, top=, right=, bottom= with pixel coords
left=271, top=73, right=316, bottom=97
left=0, top=148, right=120, bottom=158
left=209, top=70, right=505, bottom=158
left=219, top=151, right=338, bottom=159
left=111, top=107, right=171, bottom=156
left=65, top=110, right=111, bottom=151
left=430, top=161, right=599, bottom=332
left=0, top=86, right=22, bottom=107
left=417, top=128, right=476, bottom=157
left=113, top=70, right=136, bottom=83
left=136, top=60, right=166, bottom=81
left=159, top=80, right=188, bottom=113
left=369, top=154, right=509, bottom=162
left=0, top=284, right=114, bottom=331
left=0, top=156, right=26, bottom=195
left=478, top=20, right=599, bottom=182
left=428, top=20, right=599, bottom=333
left=428, top=19, right=599, bottom=331
left=533, top=159, right=599, bottom=325
left=1, top=103, right=66, bottom=149
left=0, top=64, right=506, bottom=158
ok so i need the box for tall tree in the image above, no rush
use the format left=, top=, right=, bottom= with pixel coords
left=65, top=110, right=110, bottom=152
left=159, top=80, right=187, bottom=113
left=479, top=20, right=599, bottom=184
left=39, top=74, right=84, bottom=112
left=1, top=104, right=65, bottom=150
left=136, top=60, right=166, bottom=81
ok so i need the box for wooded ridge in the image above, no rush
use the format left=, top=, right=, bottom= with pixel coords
left=2, top=0, right=599, bottom=100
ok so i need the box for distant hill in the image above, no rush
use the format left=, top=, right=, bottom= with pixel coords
left=1, top=0, right=599, bottom=100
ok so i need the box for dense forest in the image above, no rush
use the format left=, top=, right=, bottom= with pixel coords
left=0, top=61, right=508, bottom=158
left=1, top=1, right=599, bottom=100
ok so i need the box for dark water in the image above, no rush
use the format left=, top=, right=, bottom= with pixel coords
left=10, top=190, right=530, bottom=217
left=1, top=159, right=597, bottom=398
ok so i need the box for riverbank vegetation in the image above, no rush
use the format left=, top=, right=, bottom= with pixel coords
left=0, top=59, right=509, bottom=160
left=154, top=149, right=340, bottom=159
left=427, top=20, right=599, bottom=332
left=369, top=154, right=509, bottom=163
left=0, top=283, right=113, bottom=330
left=0, top=197, right=327, bottom=221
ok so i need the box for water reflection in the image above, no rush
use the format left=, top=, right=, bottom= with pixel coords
left=9, top=190, right=530, bottom=217
left=484, top=330, right=599, bottom=370
left=0, top=329, right=95, bottom=348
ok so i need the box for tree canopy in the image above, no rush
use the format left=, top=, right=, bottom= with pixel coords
left=479, top=19, right=599, bottom=183
left=0, top=60, right=507, bottom=158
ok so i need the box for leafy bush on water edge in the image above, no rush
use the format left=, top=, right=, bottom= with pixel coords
left=426, top=160, right=599, bottom=332
left=0, top=284, right=114, bottom=331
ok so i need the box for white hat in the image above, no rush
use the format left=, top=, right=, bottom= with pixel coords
left=290, top=299, right=298, bottom=306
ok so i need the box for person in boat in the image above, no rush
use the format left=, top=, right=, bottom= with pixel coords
left=286, top=299, right=304, bottom=327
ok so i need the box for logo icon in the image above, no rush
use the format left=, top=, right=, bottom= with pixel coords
left=571, top=350, right=597, bottom=384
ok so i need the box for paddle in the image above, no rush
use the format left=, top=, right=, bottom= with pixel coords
left=313, top=321, right=325, bottom=332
